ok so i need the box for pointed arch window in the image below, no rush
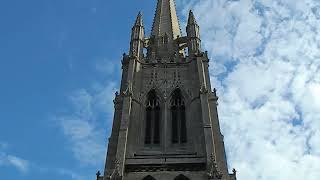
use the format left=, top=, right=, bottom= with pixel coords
left=145, top=90, right=161, bottom=145
left=170, top=89, right=187, bottom=144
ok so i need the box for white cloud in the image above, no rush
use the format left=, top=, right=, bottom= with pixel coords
left=57, top=81, right=117, bottom=166
left=0, top=144, right=29, bottom=173
left=177, top=0, right=320, bottom=179
left=95, top=58, right=118, bottom=75
left=7, top=155, right=29, bottom=173
left=59, top=118, right=106, bottom=165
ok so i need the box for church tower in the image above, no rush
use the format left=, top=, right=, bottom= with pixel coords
left=97, top=1, right=237, bottom=180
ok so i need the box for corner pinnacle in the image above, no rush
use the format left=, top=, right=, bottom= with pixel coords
left=188, top=10, right=197, bottom=25
left=134, top=11, right=143, bottom=26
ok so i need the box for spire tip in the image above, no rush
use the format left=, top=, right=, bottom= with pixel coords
left=151, top=0, right=181, bottom=39
left=188, top=9, right=197, bottom=25
left=134, top=11, right=143, bottom=26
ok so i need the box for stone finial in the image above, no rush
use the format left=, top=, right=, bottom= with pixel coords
left=213, top=88, right=217, bottom=96
left=134, top=11, right=143, bottom=26
left=232, top=168, right=237, bottom=175
left=96, top=171, right=101, bottom=179
left=187, top=10, right=198, bottom=25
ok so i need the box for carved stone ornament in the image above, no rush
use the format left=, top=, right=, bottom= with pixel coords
left=113, top=91, right=121, bottom=106
left=123, top=82, right=133, bottom=97
left=108, top=159, right=122, bottom=180
left=131, top=48, right=137, bottom=57
left=144, top=69, right=187, bottom=100
left=207, top=154, right=223, bottom=180
left=200, top=83, right=208, bottom=94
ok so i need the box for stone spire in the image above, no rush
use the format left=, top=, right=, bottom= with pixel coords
left=186, top=10, right=201, bottom=56
left=151, top=0, right=181, bottom=41
left=187, top=10, right=197, bottom=25
left=134, top=11, right=143, bottom=26
left=129, top=12, right=144, bottom=59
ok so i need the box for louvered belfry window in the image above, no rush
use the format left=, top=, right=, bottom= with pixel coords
left=145, top=90, right=160, bottom=145
left=171, top=89, right=187, bottom=144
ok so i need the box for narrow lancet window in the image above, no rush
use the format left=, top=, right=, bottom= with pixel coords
left=171, top=89, right=187, bottom=144
left=145, top=90, right=161, bottom=145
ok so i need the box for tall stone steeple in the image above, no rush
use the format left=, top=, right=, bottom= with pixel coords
left=151, top=0, right=181, bottom=41
left=99, top=1, right=237, bottom=180
left=147, top=0, right=183, bottom=59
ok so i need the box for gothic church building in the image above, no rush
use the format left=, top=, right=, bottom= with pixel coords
left=98, top=0, right=237, bottom=180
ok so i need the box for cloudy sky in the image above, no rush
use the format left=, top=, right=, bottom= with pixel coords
left=0, top=0, right=319, bottom=180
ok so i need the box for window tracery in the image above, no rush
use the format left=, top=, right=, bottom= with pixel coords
left=145, top=89, right=161, bottom=145
left=170, top=88, right=187, bottom=144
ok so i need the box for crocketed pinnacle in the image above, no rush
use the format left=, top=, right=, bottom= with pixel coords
left=187, top=10, right=197, bottom=25
left=134, top=11, right=143, bottom=26
left=151, top=0, right=181, bottom=41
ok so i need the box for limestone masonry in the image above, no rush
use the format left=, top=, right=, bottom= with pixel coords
left=97, top=0, right=237, bottom=180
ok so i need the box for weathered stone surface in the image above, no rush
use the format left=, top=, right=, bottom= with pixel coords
left=100, top=1, right=236, bottom=180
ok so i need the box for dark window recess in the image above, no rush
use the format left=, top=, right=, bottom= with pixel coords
left=171, top=106, right=178, bottom=143
left=174, top=174, right=190, bottom=180
left=145, top=107, right=152, bottom=144
left=142, top=175, right=156, bottom=180
left=153, top=106, right=160, bottom=144
left=180, top=105, right=187, bottom=143
left=145, top=90, right=161, bottom=145
left=171, top=89, right=187, bottom=144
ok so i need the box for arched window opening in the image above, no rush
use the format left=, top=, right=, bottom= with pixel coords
left=142, top=175, right=156, bottom=180
left=145, top=90, right=161, bottom=145
left=170, top=89, right=187, bottom=144
left=174, top=174, right=190, bottom=180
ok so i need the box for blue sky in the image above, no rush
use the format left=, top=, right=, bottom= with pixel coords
left=1, top=0, right=320, bottom=180
left=0, top=0, right=157, bottom=179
